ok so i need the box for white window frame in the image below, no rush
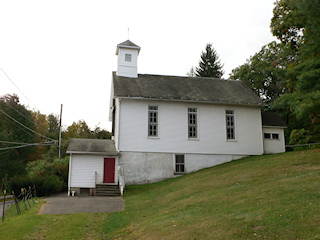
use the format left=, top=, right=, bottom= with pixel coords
left=226, top=110, right=236, bottom=141
left=264, top=133, right=280, bottom=140
left=188, top=108, right=198, bottom=139
left=148, top=105, right=158, bottom=137
left=174, top=154, right=185, bottom=174
left=264, top=133, right=271, bottom=139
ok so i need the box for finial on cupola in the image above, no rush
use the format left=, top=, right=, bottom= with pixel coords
left=116, top=40, right=141, bottom=78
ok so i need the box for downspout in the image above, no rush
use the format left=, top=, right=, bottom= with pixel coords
left=68, top=153, right=72, bottom=196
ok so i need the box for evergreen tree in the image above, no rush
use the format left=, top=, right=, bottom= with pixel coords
left=186, top=66, right=196, bottom=77
left=195, top=43, right=224, bottom=78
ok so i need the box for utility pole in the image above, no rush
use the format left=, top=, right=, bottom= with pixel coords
left=59, top=104, right=63, bottom=158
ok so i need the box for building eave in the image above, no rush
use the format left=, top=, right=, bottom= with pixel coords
left=262, top=125, right=287, bottom=129
left=114, top=96, right=266, bottom=107
left=66, top=151, right=119, bottom=156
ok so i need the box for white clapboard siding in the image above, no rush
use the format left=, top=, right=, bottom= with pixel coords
left=118, top=99, right=264, bottom=156
left=70, top=155, right=104, bottom=188
left=262, top=127, right=286, bottom=154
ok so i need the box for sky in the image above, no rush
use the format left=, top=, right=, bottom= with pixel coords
left=0, top=0, right=277, bottom=132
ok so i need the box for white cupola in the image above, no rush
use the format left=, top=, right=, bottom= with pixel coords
left=116, top=40, right=141, bottom=78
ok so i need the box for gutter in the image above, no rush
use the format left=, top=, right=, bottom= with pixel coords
left=262, top=125, right=287, bottom=129
left=116, top=96, right=266, bottom=107
left=66, top=151, right=119, bottom=156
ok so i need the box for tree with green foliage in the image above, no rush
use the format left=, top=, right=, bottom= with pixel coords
left=195, top=43, right=224, bottom=78
left=271, top=0, right=320, bottom=143
left=230, top=41, right=291, bottom=105
left=47, top=114, right=60, bottom=139
left=65, top=120, right=92, bottom=139
left=0, top=94, right=37, bottom=179
left=270, top=0, right=305, bottom=50
left=231, top=0, right=320, bottom=144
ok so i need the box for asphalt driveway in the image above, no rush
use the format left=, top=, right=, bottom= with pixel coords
left=39, top=192, right=124, bottom=214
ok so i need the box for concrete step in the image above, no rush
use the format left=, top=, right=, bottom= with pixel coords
left=96, top=184, right=120, bottom=197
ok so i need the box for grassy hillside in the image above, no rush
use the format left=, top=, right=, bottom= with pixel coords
left=0, top=149, right=319, bottom=239
left=105, top=149, right=320, bottom=239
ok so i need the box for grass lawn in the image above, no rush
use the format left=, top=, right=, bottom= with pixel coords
left=0, top=149, right=319, bottom=239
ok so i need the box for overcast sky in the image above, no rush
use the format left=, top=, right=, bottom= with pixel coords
left=0, top=0, right=277, bottom=132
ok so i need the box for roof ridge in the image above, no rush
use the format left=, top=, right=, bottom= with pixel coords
left=137, top=73, right=236, bottom=82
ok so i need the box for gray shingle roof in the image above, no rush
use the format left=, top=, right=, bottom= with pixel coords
left=262, top=112, right=287, bottom=128
left=66, top=138, right=118, bottom=155
left=116, top=40, right=141, bottom=55
left=113, top=72, right=265, bottom=106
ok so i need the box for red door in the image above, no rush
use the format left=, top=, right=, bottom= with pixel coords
left=104, top=158, right=115, bottom=183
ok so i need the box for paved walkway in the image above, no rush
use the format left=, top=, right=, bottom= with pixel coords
left=39, top=192, right=124, bottom=214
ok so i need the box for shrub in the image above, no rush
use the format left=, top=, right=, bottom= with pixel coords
left=289, top=128, right=312, bottom=145
left=26, top=156, right=69, bottom=191
left=52, top=157, right=69, bottom=185
left=9, top=174, right=64, bottom=197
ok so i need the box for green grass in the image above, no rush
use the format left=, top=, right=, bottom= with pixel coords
left=104, top=149, right=320, bottom=239
left=0, top=149, right=319, bottom=239
left=0, top=199, right=109, bottom=239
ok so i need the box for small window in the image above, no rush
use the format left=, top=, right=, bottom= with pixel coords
left=264, top=133, right=271, bottom=139
left=264, top=133, right=280, bottom=140
left=175, top=155, right=185, bottom=174
left=188, top=108, right=197, bottom=138
left=226, top=110, right=235, bottom=140
left=125, top=54, right=132, bottom=62
left=148, top=106, right=158, bottom=137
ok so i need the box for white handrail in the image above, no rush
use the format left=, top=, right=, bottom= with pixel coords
left=118, top=165, right=125, bottom=196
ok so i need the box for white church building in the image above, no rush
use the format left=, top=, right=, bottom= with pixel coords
left=67, top=40, right=286, bottom=195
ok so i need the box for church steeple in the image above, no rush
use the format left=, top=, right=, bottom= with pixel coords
left=116, top=40, right=141, bottom=78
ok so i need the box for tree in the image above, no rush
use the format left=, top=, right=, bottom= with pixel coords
left=195, top=43, right=224, bottom=78
left=65, top=120, right=91, bottom=139
left=270, top=0, right=305, bottom=50
left=47, top=114, right=60, bottom=140
left=230, top=0, right=320, bottom=144
left=93, top=125, right=112, bottom=139
left=230, top=41, right=290, bottom=105
left=0, top=94, right=37, bottom=179
left=271, top=0, right=320, bottom=143
left=186, top=66, right=196, bottom=77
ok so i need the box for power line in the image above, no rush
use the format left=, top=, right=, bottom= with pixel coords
left=0, top=109, right=56, bottom=142
left=0, top=140, right=55, bottom=145
left=0, top=140, right=33, bottom=145
left=0, top=141, right=56, bottom=151
left=6, top=116, right=39, bottom=140
left=4, top=101, right=36, bottom=125
left=0, top=68, right=39, bottom=110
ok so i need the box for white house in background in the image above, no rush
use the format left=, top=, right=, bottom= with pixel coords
left=67, top=40, right=286, bottom=195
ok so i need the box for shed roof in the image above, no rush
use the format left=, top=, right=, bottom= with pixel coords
left=112, top=72, right=265, bottom=106
left=66, top=138, right=118, bottom=155
left=262, top=112, right=287, bottom=128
